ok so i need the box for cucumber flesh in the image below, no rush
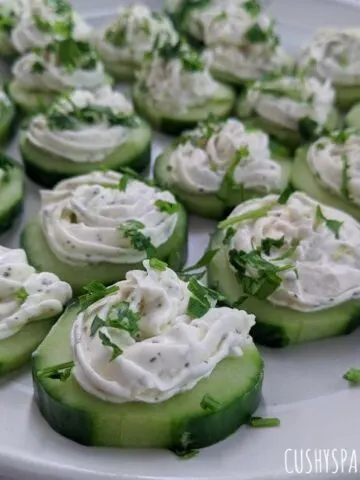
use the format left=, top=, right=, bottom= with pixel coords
left=19, top=122, right=152, bottom=188
left=8, top=80, right=58, bottom=114
left=208, top=230, right=360, bottom=347
left=335, top=84, right=360, bottom=112
left=0, top=318, right=55, bottom=376
left=292, top=147, right=360, bottom=220
left=345, top=102, right=360, bottom=129
left=154, top=146, right=292, bottom=219
left=32, top=304, right=263, bottom=448
left=0, top=102, right=16, bottom=146
left=21, top=209, right=188, bottom=295
left=132, top=83, right=236, bottom=135
left=0, top=156, right=24, bottom=233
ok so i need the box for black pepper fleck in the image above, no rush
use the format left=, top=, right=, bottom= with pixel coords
left=184, top=362, right=189, bottom=368
left=150, top=357, right=157, bottom=363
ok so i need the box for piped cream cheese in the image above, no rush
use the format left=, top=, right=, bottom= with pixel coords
left=26, top=86, right=136, bottom=163
left=301, top=28, right=360, bottom=86
left=246, top=75, right=335, bottom=130
left=225, top=191, right=360, bottom=311
left=168, top=118, right=284, bottom=194
left=40, top=171, right=179, bottom=265
left=72, top=260, right=255, bottom=403
left=307, top=131, right=360, bottom=206
left=0, top=246, right=71, bottom=340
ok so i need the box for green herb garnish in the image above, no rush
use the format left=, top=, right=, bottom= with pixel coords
left=33, top=13, right=52, bottom=33
left=107, top=301, right=141, bottom=337
left=118, top=220, right=156, bottom=257
left=186, top=278, right=224, bottom=318
left=331, top=130, right=350, bottom=144
left=223, top=227, right=236, bottom=245
left=155, top=199, right=180, bottom=215
left=261, top=236, right=285, bottom=255
left=314, top=205, right=343, bottom=239
left=218, top=203, right=274, bottom=229
left=200, top=394, right=221, bottom=412
left=243, top=0, right=261, bottom=16
left=38, top=361, right=75, bottom=382
left=298, top=116, right=319, bottom=141
left=245, top=23, right=270, bottom=43
left=341, top=154, right=349, bottom=200
left=98, top=331, right=123, bottom=361
left=217, top=146, right=249, bottom=200
left=31, top=60, right=46, bottom=74
left=47, top=111, right=78, bottom=131
left=278, top=185, right=293, bottom=205
left=118, top=175, right=128, bottom=191
left=0, top=9, right=16, bottom=33
left=90, top=315, right=105, bottom=337
left=343, top=368, right=360, bottom=385
left=149, top=258, right=168, bottom=271
left=152, top=38, right=205, bottom=72
left=79, top=281, right=119, bottom=311
left=249, top=416, right=280, bottom=428
left=182, top=249, right=218, bottom=273
left=15, top=287, right=28, bottom=304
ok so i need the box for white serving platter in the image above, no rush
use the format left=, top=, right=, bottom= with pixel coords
left=0, top=0, right=360, bottom=479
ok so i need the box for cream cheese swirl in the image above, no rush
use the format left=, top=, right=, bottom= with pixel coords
left=26, top=87, right=135, bottom=163
left=94, top=5, right=178, bottom=67
left=40, top=171, right=179, bottom=265
left=169, top=118, right=283, bottom=194
left=301, top=28, right=360, bottom=87
left=0, top=246, right=71, bottom=340
left=226, top=192, right=360, bottom=311
left=307, top=132, right=360, bottom=206
left=72, top=260, right=255, bottom=403
left=247, top=75, right=335, bottom=130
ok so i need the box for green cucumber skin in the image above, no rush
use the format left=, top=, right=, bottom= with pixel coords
left=335, top=85, right=360, bottom=112
left=154, top=146, right=292, bottom=220
left=0, top=31, right=17, bottom=59
left=0, top=103, right=16, bottom=146
left=345, top=102, right=360, bottom=129
left=132, top=84, right=236, bottom=135
left=208, top=231, right=360, bottom=347
left=0, top=318, right=56, bottom=376
left=292, top=147, right=360, bottom=220
left=210, top=67, right=251, bottom=91
left=21, top=208, right=188, bottom=295
left=32, top=304, right=263, bottom=448
left=0, top=158, right=24, bottom=233
left=19, top=122, right=152, bottom=188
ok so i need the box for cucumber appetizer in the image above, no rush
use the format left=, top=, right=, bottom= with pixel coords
left=292, top=129, right=360, bottom=221
left=0, top=88, right=16, bottom=145
left=93, top=5, right=178, bottom=82
left=154, top=117, right=292, bottom=219
left=132, top=38, right=235, bottom=134
left=33, top=259, right=263, bottom=449
left=300, top=28, right=360, bottom=111
left=207, top=191, right=360, bottom=347
left=236, top=70, right=340, bottom=150
left=20, top=86, right=152, bottom=187
left=0, top=0, right=90, bottom=58
left=0, top=245, right=71, bottom=376
left=345, top=102, right=360, bottom=129
left=21, top=170, right=188, bottom=294
left=0, top=154, right=23, bottom=233
left=9, top=36, right=110, bottom=114
left=167, top=0, right=290, bottom=87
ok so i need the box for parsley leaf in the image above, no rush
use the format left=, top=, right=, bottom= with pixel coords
left=155, top=199, right=180, bottom=215
left=200, top=394, right=221, bottom=412
left=343, top=368, right=360, bottom=385
left=278, top=185, right=293, bottom=205
left=341, top=154, right=349, bottom=200
left=98, top=331, right=123, bottom=361
left=217, top=146, right=249, bottom=200
left=0, top=9, right=16, bottom=33
left=31, top=60, right=46, bottom=74
left=47, top=111, right=78, bottom=131
left=107, top=301, right=141, bottom=337
left=314, top=205, right=343, bottom=239
left=223, top=227, right=236, bottom=245
left=261, top=236, right=285, bottom=255
left=218, top=203, right=274, bottom=229
left=38, top=361, right=74, bottom=382
left=79, top=281, right=119, bottom=311
left=298, top=116, right=319, bottom=141
left=153, top=39, right=205, bottom=72
left=243, top=0, right=261, bottom=16
left=249, top=416, right=280, bottom=428
left=149, top=258, right=168, bottom=271
left=118, top=175, right=128, bottom=191
left=186, top=278, right=224, bottom=318
left=118, top=220, right=156, bottom=257
left=245, top=23, right=270, bottom=43
left=331, top=130, right=350, bottom=144
left=15, top=287, right=28, bottom=304
left=33, top=14, right=52, bottom=33
left=90, top=315, right=105, bottom=337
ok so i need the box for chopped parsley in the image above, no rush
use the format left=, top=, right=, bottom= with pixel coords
left=217, top=146, right=249, bottom=200
left=155, top=199, right=179, bottom=215
left=218, top=203, right=274, bottom=229
left=245, top=23, right=276, bottom=44
left=223, top=227, right=236, bottom=245
left=200, top=394, right=221, bottom=412
left=331, top=129, right=350, bottom=144
left=79, top=281, right=119, bottom=311
left=0, top=8, right=17, bottom=33
left=341, top=154, right=349, bottom=199
left=298, top=116, right=319, bottom=141
left=118, top=175, right=128, bottom=191
left=186, top=278, right=224, bottom=318
left=314, top=205, right=343, bottom=239
left=42, top=38, right=99, bottom=73
left=91, top=302, right=140, bottom=341
left=152, top=39, right=205, bottom=73
left=15, top=287, right=28, bottom=304
left=31, top=60, right=46, bottom=74
left=98, top=331, right=123, bottom=361
left=243, top=0, right=262, bottom=16
left=261, top=236, right=285, bottom=256
left=38, top=361, right=75, bottom=382
left=343, top=368, right=360, bottom=385
left=169, top=0, right=211, bottom=28
left=149, top=258, right=168, bottom=271
left=118, top=220, right=156, bottom=257
left=249, top=416, right=280, bottom=428
left=278, top=185, right=293, bottom=205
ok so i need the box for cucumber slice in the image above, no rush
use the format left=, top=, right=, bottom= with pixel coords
left=8, top=80, right=58, bottom=114
left=32, top=303, right=263, bottom=449
left=0, top=101, right=16, bottom=146
left=236, top=96, right=341, bottom=150
left=345, top=102, right=360, bottom=129
left=154, top=145, right=292, bottom=220
left=0, top=317, right=55, bottom=376
left=19, top=120, right=152, bottom=188
left=132, top=83, right=236, bottom=135
left=335, top=84, right=360, bottom=112
left=210, top=67, right=248, bottom=90
left=208, top=231, right=360, bottom=347
left=0, top=155, right=24, bottom=233
left=292, top=147, right=360, bottom=220
left=21, top=208, right=188, bottom=295
left=0, top=31, right=17, bottom=58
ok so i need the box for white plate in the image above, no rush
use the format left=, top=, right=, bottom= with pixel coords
left=1, top=1, right=360, bottom=479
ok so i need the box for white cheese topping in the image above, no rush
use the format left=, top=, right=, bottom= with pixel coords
left=0, top=246, right=71, bottom=340
left=136, top=44, right=223, bottom=114
left=247, top=75, right=335, bottom=130
left=301, top=28, right=360, bottom=86
left=169, top=118, right=284, bottom=194
left=26, top=86, right=135, bottom=163
left=12, top=43, right=106, bottom=93
left=226, top=191, right=360, bottom=311
left=40, top=171, right=179, bottom=265
left=72, top=260, right=255, bottom=403
left=307, top=132, right=360, bottom=207
left=94, top=5, right=178, bottom=67
left=3, top=0, right=90, bottom=53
